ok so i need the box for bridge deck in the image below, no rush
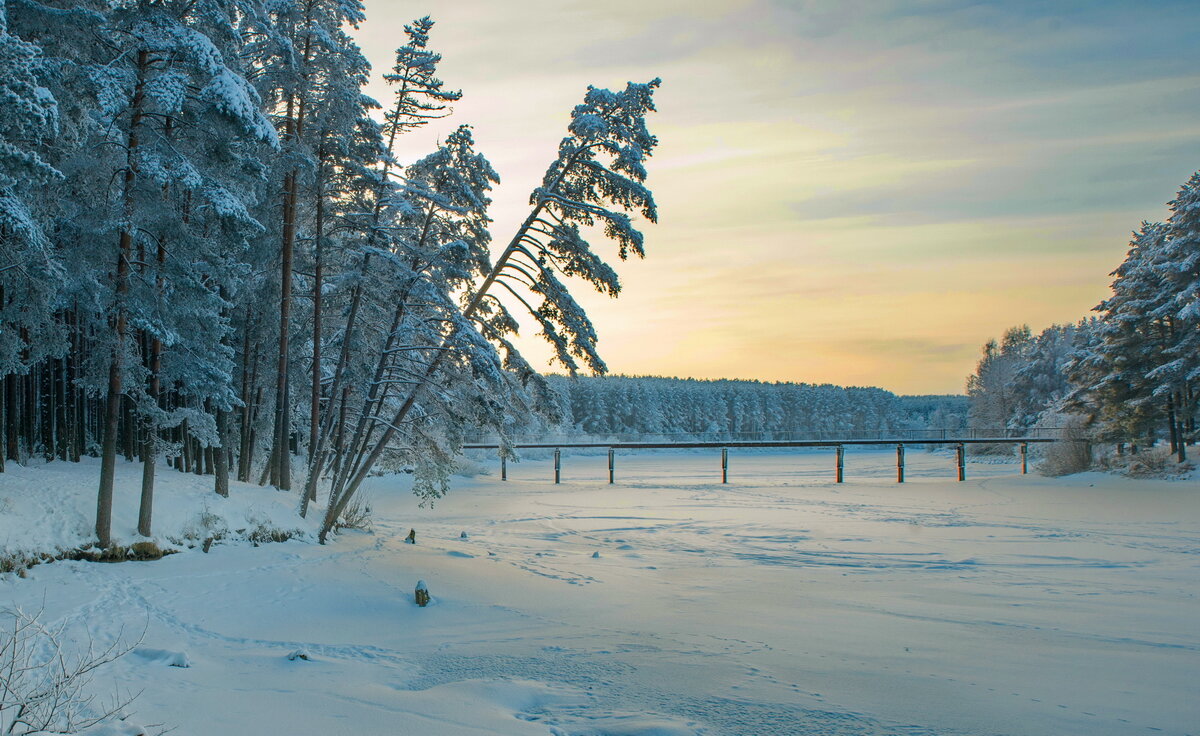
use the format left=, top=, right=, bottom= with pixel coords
left=463, top=437, right=1057, bottom=450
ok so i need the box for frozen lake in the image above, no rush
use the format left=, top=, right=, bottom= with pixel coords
left=4, top=449, right=1198, bottom=735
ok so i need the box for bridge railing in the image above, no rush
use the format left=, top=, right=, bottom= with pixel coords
left=462, top=436, right=1058, bottom=485
left=462, top=427, right=1062, bottom=445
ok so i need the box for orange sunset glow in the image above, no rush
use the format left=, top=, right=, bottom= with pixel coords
left=357, top=0, right=1200, bottom=393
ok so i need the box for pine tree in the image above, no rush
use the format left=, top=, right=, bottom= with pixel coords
left=317, top=79, right=664, bottom=542
left=1067, top=223, right=1177, bottom=446
left=0, top=1, right=64, bottom=476
left=1155, top=172, right=1200, bottom=456
left=12, top=0, right=277, bottom=544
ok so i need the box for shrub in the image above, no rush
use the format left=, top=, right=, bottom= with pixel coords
left=0, top=606, right=152, bottom=734
left=1038, top=417, right=1094, bottom=476
left=1123, top=447, right=1195, bottom=479
left=335, top=495, right=373, bottom=533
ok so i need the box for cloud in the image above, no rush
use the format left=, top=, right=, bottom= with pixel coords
left=356, top=0, right=1200, bottom=393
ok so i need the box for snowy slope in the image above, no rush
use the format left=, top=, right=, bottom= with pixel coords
left=0, top=458, right=314, bottom=558
left=1, top=449, right=1198, bottom=735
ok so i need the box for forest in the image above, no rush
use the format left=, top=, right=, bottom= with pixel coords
left=0, top=0, right=662, bottom=546
left=2, top=0, right=1195, bottom=563
left=543, top=374, right=967, bottom=441
left=965, top=170, right=1200, bottom=462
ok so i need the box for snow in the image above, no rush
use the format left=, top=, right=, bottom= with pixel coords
left=2, top=449, right=1198, bottom=735
left=0, top=458, right=311, bottom=558
left=131, top=648, right=190, bottom=668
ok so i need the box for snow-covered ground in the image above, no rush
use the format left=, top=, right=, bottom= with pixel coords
left=2, top=449, right=1198, bottom=735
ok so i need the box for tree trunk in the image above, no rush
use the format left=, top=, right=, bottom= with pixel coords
left=97, top=48, right=149, bottom=548
left=214, top=407, right=230, bottom=497
left=138, top=332, right=161, bottom=537
left=259, top=443, right=274, bottom=486
left=70, top=309, right=83, bottom=461
left=308, top=147, right=327, bottom=503
left=194, top=435, right=206, bottom=475
left=1175, top=393, right=1187, bottom=463
left=1186, top=383, right=1196, bottom=444
left=272, top=167, right=297, bottom=490
left=55, top=357, right=68, bottom=461
left=43, top=360, right=55, bottom=462
left=238, top=329, right=258, bottom=483
left=97, top=351, right=124, bottom=548
left=5, top=373, right=17, bottom=463
left=22, top=369, right=33, bottom=459
left=1167, top=399, right=1179, bottom=454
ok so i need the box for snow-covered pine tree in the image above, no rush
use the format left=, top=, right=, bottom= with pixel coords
left=1007, top=324, right=1078, bottom=430
left=1154, top=172, right=1200, bottom=457
left=17, top=0, right=277, bottom=544
left=0, top=0, right=64, bottom=475
left=299, top=23, right=377, bottom=482
left=317, top=80, right=664, bottom=542
left=1066, top=223, right=1176, bottom=446
left=303, top=123, right=503, bottom=516
left=251, top=0, right=374, bottom=491
left=298, top=16, right=462, bottom=515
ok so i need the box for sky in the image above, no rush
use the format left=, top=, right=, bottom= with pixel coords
left=356, top=0, right=1200, bottom=395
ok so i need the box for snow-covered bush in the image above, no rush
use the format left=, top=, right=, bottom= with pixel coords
left=1037, top=417, right=1093, bottom=476
left=451, top=456, right=491, bottom=478
left=1101, top=446, right=1195, bottom=479
left=180, top=509, right=229, bottom=545
left=333, top=495, right=372, bottom=534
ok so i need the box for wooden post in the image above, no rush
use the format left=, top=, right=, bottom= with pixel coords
left=721, top=447, right=728, bottom=483
left=608, top=448, right=614, bottom=484
left=554, top=448, right=560, bottom=484
left=1020, top=442, right=1028, bottom=474
left=956, top=443, right=965, bottom=481
left=835, top=445, right=844, bottom=483
left=501, top=453, right=507, bottom=481
left=896, top=443, right=905, bottom=483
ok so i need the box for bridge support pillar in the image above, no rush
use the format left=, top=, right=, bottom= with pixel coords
left=608, top=448, right=614, bottom=484
left=956, top=443, right=965, bottom=481
left=501, top=454, right=507, bottom=481
left=835, top=445, right=844, bottom=483
left=721, top=447, right=728, bottom=484
left=1020, top=442, right=1028, bottom=474
left=554, top=448, right=560, bottom=484
left=897, top=443, right=905, bottom=483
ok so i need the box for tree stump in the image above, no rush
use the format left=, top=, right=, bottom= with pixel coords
left=405, top=528, right=416, bottom=544
left=415, top=580, right=430, bottom=607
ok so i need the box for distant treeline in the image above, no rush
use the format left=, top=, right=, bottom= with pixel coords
left=543, top=375, right=967, bottom=440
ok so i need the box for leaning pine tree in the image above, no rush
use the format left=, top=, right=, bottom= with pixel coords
left=298, top=16, right=461, bottom=515
left=318, top=79, right=662, bottom=543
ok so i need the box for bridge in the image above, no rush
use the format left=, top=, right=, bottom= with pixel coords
left=462, top=436, right=1061, bottom=485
